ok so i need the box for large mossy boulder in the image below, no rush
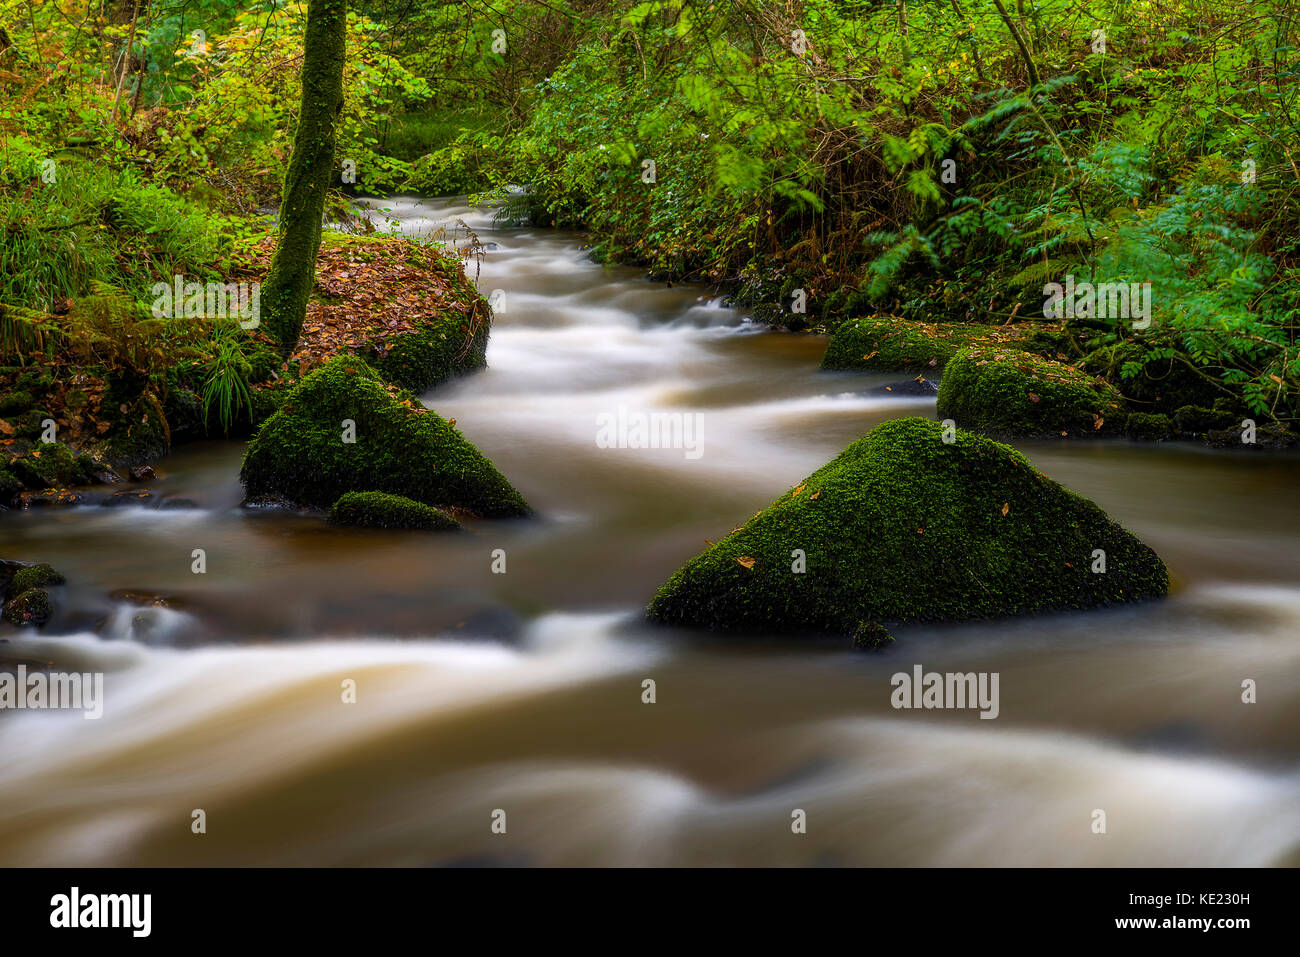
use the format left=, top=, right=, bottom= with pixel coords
left=240, top=356, right=529, bottom=517
left=646, top=417, right=1168, bottom=643
left=936, top=346, right=1123, bottom=437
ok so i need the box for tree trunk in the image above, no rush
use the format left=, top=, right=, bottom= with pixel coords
left=260, top=0, right=347, bottom=357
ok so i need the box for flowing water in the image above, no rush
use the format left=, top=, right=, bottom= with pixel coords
left=2, top=196, right=1299, bottom=866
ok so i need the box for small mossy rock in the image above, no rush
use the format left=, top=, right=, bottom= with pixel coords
left=7, top=442, right=99, bottom=489
left=2, top=588, right=52, bottom=627
left=822, top=317, right=965, bottom=372
left=936, top=346, right=1122, bottom=437
left=1124, top=412, right=1172, bottom=442
left=240, top=355, right=529, bottom=517
left=329, top=491, right=461, bottom=530
left=6, top=562, right=65, bottom=599
left=1172, top=405, right=1237, bottom=434
left=646, top=417, right=1168, bottom=637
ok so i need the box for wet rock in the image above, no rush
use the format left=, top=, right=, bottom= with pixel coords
left=2, top=589, right=51, bottom=627
left=329, top=491, right=461, bottom=530
left=100, top=489, right=153, bottom=507
left=15, top=489, right=86, bottom=507
left=129, top=465, right=157, bottom=482
left=158, top=497, right=200, bottom=510
left=1, top=560, right=65, bottom=629
left=647, top=417, right=1168, bottom=642
left=868, top=376, right=939, bottom=397
left=1124, top=412, right=1173, bottom=442
left=240, top=356, right=530, bottom=517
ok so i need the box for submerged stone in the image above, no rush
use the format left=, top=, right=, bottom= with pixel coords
left=240, top=355, right=529, bottom=517
left=646, top=417, right=1168, bottom=640
left=329, top=491, right=461, bottom=530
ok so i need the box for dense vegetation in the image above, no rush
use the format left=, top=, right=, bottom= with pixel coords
left=1, top=0, right=1297, bottom=439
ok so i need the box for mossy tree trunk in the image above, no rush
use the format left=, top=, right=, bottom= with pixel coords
left=260, top=0, right=347, bottom=358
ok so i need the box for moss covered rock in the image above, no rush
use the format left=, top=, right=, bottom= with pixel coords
left=6, top=563, right=66, bottom=597
left=823, top=317, right=972, bottom=372
left=329, top=491, right=461, bottom=530
left=1172, top=405, right=1237, bottom=435
left=367, top=303, right=488, bottom=394
left=936, top=346, right=1123, bottom=437
left=1124, top=412, right=1172, bottom=442
left=240, top=355, right=529, bottom=517
left=6, top=442, right=101, bottom=489
left=821, top=318, right=1051, bottom=373
left=2, top=588, right=52, bottom=627
left=646, top=417, right=1167, bottom=639
left=0, top=560, right=64, bottom=628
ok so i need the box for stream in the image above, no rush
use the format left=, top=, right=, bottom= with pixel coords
left=2, top=195, right=1299, bottom=866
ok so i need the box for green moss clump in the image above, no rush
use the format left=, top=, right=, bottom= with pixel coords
left=936, top=346, right=1123, bottom=437
left=6, top=563, right=65, bottom=599
left=1124, top=412, right=1172, bottom=442
left=8, top=442, right=99, bottom=489
left=329, top=491, right=461, bottom=530
left=240, top=355, right=530, bottom=517
left=0, top=467, right=21, bottom=505
left=0, top=389, right=34, bottom=416
left=822, top=317, right=971, bottom=371
left=1172, top=405, right=1237, bottom=434
left=646, top=417, right=1168, bottom=638
left=368, top=303, right=488, bottom=394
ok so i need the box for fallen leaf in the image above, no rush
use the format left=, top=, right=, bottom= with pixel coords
left=1028, top=393, right=1040, bottom=403
left=810, top=488, right=821, bottom=500
left=1000, top=502, right=1010, bottom=517
left=735, top=556, right=756, bottom=570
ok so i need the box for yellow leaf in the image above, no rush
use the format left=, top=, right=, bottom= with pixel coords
left=735, top=556, right=756, bottom=570
left=1000, top=502, right=1010, bottom=517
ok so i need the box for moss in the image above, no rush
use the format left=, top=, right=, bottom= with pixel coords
left=1124, top=412, right=1172, bottom=442
left=936, top=346, right=1123, bottom=437
left=646, top=417, right=1168, bottom=638
left=93, top=374, right=169, bottom=466
left=821, top=317, right=1055, bottom=373
left=367, top=299, right=489, bottom=393
left=6, top=563, right=65, bottom=599
left=329, top=491, right=461, bottom=530
left=0, top=389, right=33, bottom=416
left=8, top=442, right=98, bottom=489
left=2, top=588, right=51, bottom=627
left=258, top=0, right=347, bottom=356
left=1172, top=405, right=1236, bottom=434
left=823, top=317, right=971, bottom=371
left=240, top=355, right=530, bottom=517
left=0, top=467, right=21, bottom=505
